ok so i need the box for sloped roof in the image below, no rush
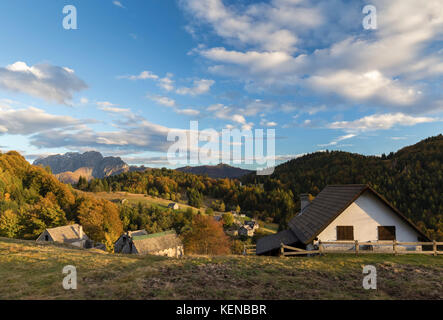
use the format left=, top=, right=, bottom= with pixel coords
left=45, top=224, right=88, bottom=243
left=288, top=184, right=429, bottom=244
left=127, top=229, right=148, bottom=237
left=132, top=230, right=182, bottom=254
left=256, top=229, right=299, bottom=255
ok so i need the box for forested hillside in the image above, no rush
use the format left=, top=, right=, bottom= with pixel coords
left=244, top=134, right=443, bottom=240
left=0, top=151, right=123, bottom=249
left=0, top=151, right=231, bottom=254
left=79, top=135, right=443, bottom=240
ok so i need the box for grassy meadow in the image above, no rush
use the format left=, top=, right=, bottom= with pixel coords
left=0, top=237, right=441, bottom=300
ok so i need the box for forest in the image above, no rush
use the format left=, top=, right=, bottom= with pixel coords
left=0, top=134, right=442, bottom=248
left=76, top=135, right=443, bottom=240
left=0, top=151, right=232, bottom=253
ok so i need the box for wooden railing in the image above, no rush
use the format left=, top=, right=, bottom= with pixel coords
left=243, top=244, right=256, bottom=255
left=280, top=240, right=443, bottom=257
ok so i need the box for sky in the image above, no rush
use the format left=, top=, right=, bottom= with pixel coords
left=0, top=0, right=442, bottom=169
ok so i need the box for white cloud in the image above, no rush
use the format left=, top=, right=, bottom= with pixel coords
left=308, top=70, right=420, bottom=106
left=0, top=104, right=81, bottom=135
left=97, top=101, right=116, bottom=107
left=0, top=61, right=87, bottom=104
left=183, top=0, right=443, bottom=110
left=260, top=118, right=278, bottom=127
left=99, top=106, right=131, bottom=114
left=181, top=0, right=324, bottom=53
left=176, top=79, right=215, bottom=96
left=118, top=70, right=158, bottom=80
left=158, top=73, right=174, bottom=91
left=113, top=1, right=125, bottom=8
left=148, top=95, right=176, bottom=107
left=207, top=103, right=246, bottom=125
left=328, top=113, right=438, bottom=132
left=318, top=134, right=356, bottom=147
left=79, top=97, right=89, bottom=104
left=175, top=108, right=200, bottom=116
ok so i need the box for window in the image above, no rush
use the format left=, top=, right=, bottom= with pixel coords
left=44, top=235, right=49, bottom=241
left=378, top=226, right=396, bottom=240
left=337, top=226, right=354, bottom=240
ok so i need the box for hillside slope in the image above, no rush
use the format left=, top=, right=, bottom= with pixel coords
left=243, top=134, right=443, bottom=239
left=177, top=163, right=252, bottom=179
left=0, top=237, right=442, bottom=300
left=0, top=151, right=123, bottom=248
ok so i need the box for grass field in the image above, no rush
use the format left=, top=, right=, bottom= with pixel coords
left=0, top=237, right=441, bottom=300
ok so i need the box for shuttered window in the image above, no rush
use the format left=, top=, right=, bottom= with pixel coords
left=337, top=226, right=354, bottom=240
left=378, top=226, right=396, bottom=240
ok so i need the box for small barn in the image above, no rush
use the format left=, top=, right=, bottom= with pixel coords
left=114, top=229, right=148, bottom=253
left=168, top=202, right=180, bottom=210
left=257, top=184, right=429, bottom=255
left=36, top=224, right=92, bottom=248
left=238, top=225, right=255, bottom=237
left=115, top=229, right=183, bottom=258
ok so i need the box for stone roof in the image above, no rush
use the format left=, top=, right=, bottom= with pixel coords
left=44, top=224, right=88, bottom=243
left=132, top=230, right=182, bottom=254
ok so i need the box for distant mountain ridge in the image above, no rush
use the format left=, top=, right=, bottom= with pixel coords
left=176, top=163, right=253, bottom=179
left=34, top=151, right=251, bottom=183
left=33, top=151, right=130, bottom=183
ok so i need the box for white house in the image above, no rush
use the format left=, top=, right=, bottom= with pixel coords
left=257, top=184, right=429, bottom=255
left=168, top=202, right=180, bottom=210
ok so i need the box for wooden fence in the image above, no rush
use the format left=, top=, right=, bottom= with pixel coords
left=243, top=244, right=256, bottom=255
left=280, top=240, right=443, bottom=257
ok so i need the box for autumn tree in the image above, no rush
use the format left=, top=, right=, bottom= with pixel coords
left=183, top=215, right=231, bottom=255
left=77, top=196, right=123, bottom=251
left=222, top=212, right=234, bottom=227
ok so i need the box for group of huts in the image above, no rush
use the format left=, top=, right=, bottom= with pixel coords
left=36, top=184, right=431, bottom=257
left=36, top=224, right=183, bottom=258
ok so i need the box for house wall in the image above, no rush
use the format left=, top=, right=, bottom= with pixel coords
left=36, top=230, right=53, bottom=242
left=315, top=191, right=422, bottom=251
left=133, top=245, right=184, bottom=258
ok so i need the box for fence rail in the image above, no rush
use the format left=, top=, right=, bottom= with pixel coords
left=243, top=244, right=256, bottom=255
left=280, top=240, right=443, bottom=257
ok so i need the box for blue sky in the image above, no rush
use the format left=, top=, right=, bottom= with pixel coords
left=0, top=0, right=442, bottom=168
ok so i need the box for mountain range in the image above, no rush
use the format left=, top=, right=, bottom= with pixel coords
left=33, top=151, right=130, bottom=184
left=33, top=151, right=252, bottom=183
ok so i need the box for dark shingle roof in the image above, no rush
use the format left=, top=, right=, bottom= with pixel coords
left=256, top=229, right=299, bottom=255
left=288, top=184, right=429, bottom=244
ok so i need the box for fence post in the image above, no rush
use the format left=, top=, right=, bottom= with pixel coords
left=393, top=240, right=398, bottom=255
left=433, top=240, right=437, bottom=256
left=280, top=242, right=284, bottom=257
left=355, top=240, right=359, bottom=255
left=319, top=240, right=323, bottom=255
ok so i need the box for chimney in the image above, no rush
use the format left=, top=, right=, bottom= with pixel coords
left=300, top=193, right=311, bottom=212
left=78, top=225, right=83, bottom=239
